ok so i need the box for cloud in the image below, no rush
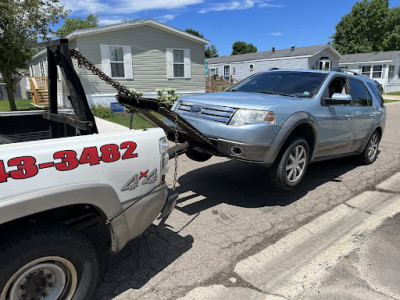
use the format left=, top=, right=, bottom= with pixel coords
left=156, top=14, right=177, bottom=22
left=198, top=0, right=281, bottom=13
left=98, top=18, right=125, bottom=25
left=65, top=0, right=203, bottom=14
left=270, top=32, right=282, bottom=36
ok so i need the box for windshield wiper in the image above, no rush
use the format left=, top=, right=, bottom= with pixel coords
left=259, top=91, right=295, bottom=97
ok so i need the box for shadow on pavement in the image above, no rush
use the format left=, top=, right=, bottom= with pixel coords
left=175, top=156, right=361, bottom=215
left=90, top=224, right=193, bottom=299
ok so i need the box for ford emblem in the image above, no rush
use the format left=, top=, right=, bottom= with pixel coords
left=191, top=106, right=202, bottom=113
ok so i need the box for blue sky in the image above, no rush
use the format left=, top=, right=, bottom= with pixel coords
left=61, top=0, right=400, bottom=56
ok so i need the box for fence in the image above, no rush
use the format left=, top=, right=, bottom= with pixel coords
left=206, top=75, right=238, bottom=93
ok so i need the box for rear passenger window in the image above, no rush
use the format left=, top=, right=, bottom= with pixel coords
left=367, top=82, right=384, bottom=107
left=349, top=78, right=371, bottom=106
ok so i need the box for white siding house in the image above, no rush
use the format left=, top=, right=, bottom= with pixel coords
left=30, top=19, right=209, bottom=107
left=339, top=51, right=400, bottom=93
left=207, top=45, right=342, bottom=81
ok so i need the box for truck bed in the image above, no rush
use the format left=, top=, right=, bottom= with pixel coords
left=0, top=110, right=77, bottom=144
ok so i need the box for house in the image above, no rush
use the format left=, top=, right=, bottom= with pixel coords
left=207, top=44, right=342, bottom=81
left=339, top=51, right=400, bottom=93
left=29, top=19, right=209, bottom=107
left=0, top=71, right=29, bottom=101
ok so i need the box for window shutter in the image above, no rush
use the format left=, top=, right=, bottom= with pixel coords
left=123, top=46, right=133, bottom=79
left=100, top=44, right=111, bottom=77
left=166, top=48, right=173, bottom=79
left=184, top=49, right=191, bottom=79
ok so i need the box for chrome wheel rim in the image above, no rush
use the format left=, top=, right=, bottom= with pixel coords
left=367, top=134, right=379, bottom=160
left=1, top=256, right=77, bottom=300
left=286, top=145, right=307, bottom=183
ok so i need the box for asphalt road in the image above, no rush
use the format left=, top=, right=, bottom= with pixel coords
left=93, top=102, right=400, bottom=300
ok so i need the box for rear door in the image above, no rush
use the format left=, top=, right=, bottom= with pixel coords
left=348, top=78, right=376, bottom=147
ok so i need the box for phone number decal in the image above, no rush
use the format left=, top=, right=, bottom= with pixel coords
left=0, top=141, right=138, bottom=183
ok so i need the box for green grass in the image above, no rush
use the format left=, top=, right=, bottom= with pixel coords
left=0, top=99, right=44, bottom=112
left=99, top=111, right=163, bottom=130
left=385, top=91, right=400, bottom=96
left=384, top=99, right=399, bottom=103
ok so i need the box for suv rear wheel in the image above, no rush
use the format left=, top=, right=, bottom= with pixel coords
left=270, top=136, right=310, bottom=190
left=0, top=225, right=98, bottom=300
left=358, top=130, right=380, bottom=165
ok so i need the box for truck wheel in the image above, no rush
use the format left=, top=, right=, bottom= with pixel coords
left=186, top=148, right=212, bottom=162
left=358, top=130, right=380, bottom=165
left=269, top=136, right=309, bottom=190
left=0, top=225, right=98, bottom=300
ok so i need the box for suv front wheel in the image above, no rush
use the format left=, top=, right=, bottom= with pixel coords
left=269, top=136, right=310, bottom=190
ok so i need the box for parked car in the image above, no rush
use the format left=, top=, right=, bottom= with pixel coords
left=167, top=69, right=386, bottom=189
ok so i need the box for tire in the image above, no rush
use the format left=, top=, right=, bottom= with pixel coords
left=0, top=225, right=98, bottom=300
left=185, top=148, right=212, bottom=162
left=269, top=136, right=310, bottom=190
left=358, top=130, right=380, bottom=165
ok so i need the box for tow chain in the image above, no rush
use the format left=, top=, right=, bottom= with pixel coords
left=69, top=48, right=181, bottom=189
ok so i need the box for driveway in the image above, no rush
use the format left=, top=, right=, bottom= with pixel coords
left=93, top=103, right=400, bottom=300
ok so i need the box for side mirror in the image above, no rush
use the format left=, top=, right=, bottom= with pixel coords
left=325, top=93, right=352, bottom=105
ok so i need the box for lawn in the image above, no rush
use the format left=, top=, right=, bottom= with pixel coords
left=385, top=91, right=400, bottom=96
left=105, top=111, right=163, bottom=129
left=384, top=99, right=399, bottom=103
left=0, top=99, right=43, bottom=112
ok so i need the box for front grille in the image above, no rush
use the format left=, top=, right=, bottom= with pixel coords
left=177, top=102, right=236, bottom=124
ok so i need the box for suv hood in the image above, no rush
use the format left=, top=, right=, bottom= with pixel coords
left=179, top=92, right=299, bottom=110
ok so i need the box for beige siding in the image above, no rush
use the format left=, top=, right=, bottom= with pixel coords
left=77, top=24, right=205, bottom=95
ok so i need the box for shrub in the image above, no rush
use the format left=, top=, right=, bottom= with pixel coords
left=155, top=88, right=180, bottom=108
left=91, top=104, right=114, bottom=119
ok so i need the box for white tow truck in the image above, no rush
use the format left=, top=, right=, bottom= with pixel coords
left=0, top=40, right=177, bottom=300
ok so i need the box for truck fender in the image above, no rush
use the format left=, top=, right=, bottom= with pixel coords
left=0, top=183, right=130, bottom=253
left=265, top=112, right=319, bottom=164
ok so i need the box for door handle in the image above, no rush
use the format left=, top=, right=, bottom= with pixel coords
left=345, top=114, right=354, bottom=120
left=369, top=112, right=382, bottom=117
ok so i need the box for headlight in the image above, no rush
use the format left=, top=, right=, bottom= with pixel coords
left=229, top=109, right=276, bottom=126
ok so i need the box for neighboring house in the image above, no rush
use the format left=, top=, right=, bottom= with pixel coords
left=30, top=19, right=209, bottom=107
left=207, top=44, right=342, bottom=81
left=0, top=71, right=28, bottom=101
left=339, top=51, right=400, bottom=93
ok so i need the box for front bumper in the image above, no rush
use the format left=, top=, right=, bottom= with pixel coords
left=216, top=139, right=271, bottom=164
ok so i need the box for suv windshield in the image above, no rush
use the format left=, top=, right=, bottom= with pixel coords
left=227, top=71, right=328, bottom=98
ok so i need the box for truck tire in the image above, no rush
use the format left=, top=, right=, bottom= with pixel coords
left=358, top=130, right=380, bottom=165
left=0, top=225, right=98, bottom=300
left=269, top=136, right=310, bottom=190
left=186, top=148, right=212, bottom=162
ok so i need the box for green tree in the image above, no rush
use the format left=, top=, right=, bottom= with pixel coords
left=231, top=41, right=257, bottom=55
left=205, top=45, right=219, bottom=58
left=55, top=13, right=99, bottom=38
left=0, top=0, right=68, bottom=111
left=331, top=0, right=400, bottom=54
left=185, top=28, right=204, bottom=38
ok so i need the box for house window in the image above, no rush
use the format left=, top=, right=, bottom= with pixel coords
left=224, top=65, right=230, bottom=76
left=39, top=60, right=46, bottom=77
left=110, top=46, right=125, bottom=77
left=362, top=66, right=371, bottom=77
left=372, top=65, right=383, bottom=78
left=30, top=65, right=35, bottom=77
left=166, top=48, right=191, bottom=79
left=210, top=68, right=217, bottom=76
left=389, top=65, right=395, bottom=79
left=173, top=50, right=184, bottom=78
left=100, top=44, right=133, bottom=79
left=318, top=59, right=331, bottom=70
